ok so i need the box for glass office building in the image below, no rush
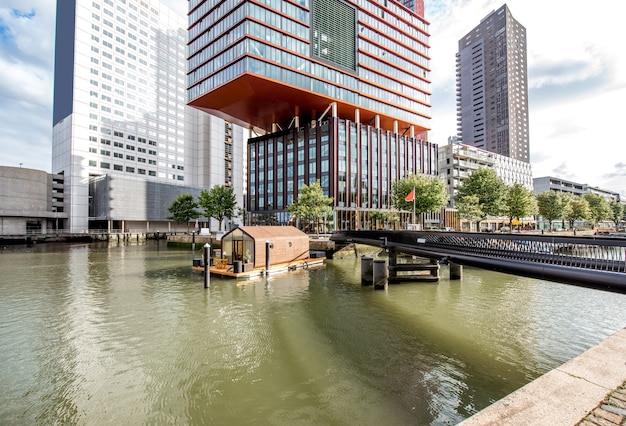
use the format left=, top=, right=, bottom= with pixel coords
left=187, top=0, right=434, bottom=229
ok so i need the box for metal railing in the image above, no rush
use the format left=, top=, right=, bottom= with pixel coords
left=331, top=230, right=626, bottom=290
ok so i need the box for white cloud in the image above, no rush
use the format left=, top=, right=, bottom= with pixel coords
left=427, top=0, right=626, bottom=196
left=1, top=0, right=624, bottom=196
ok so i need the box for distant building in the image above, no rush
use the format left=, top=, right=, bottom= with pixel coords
left=187, top=0, right=435, bottom=229
left=533, top=177, right=620, bottom=202
left=439, top=141, right=533, bottom=208
left=456, top=4, right=529, bottom=163
left=0, top=166, right=66, bottom=235
left=52, top=0, right=245, bottom=233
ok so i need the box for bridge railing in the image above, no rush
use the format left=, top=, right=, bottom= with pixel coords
left=332, top=231, right=626, bottom=274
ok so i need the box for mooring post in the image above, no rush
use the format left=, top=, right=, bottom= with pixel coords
left=191, top=231, right=196, bottom=252
left=361, top=257, right=374, bottom=285
left=265, top=240, right=271, bottom=274
left=203, top=243, right=210, bottom=288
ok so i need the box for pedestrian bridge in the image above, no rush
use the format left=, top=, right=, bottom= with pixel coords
left=330, top=230, right=626, bottom=292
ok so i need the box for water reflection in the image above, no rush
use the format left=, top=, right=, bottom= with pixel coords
left=1, top=242, right=625, bottom=425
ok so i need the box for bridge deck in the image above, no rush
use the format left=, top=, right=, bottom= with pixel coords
left=332, top=231, right=626, bottom=291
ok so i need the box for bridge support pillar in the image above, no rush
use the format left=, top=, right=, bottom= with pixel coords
left=373, top=260, right=388, bottom=289
left=361, top=257, right=374, bottom=286
left=449, top=262, right=463, bottom=280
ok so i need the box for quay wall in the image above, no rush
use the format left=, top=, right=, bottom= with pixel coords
left=460, top=327, right=626, bottom=425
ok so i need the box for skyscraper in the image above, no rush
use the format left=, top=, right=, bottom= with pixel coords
left=187, top=0, right=436, bottom=229
left=456, top=4, right=529, bottom=163
left=52, top=0, right=244, bottom=233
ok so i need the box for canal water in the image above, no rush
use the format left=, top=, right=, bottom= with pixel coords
left=1, top=241, right=625, bottom=425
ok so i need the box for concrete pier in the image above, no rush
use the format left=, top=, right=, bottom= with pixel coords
left=460, top=327, right=626, bottom=425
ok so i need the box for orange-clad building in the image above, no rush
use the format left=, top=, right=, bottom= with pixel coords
left=187, top=0, right=439, bottom=229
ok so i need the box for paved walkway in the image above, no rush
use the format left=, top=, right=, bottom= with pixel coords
left=578, top=380, right=626, bottom=425
left=459, top=327, right=626, bottom=425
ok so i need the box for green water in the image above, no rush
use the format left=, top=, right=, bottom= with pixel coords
left=1, top=241, right=625, bottom=425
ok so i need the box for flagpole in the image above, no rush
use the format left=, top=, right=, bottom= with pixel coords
left=412, top=186, right=416, bottom=225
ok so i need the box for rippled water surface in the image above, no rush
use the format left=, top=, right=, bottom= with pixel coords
left=1, top=241, right=625, bottom=425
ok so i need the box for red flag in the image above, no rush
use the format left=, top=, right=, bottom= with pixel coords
left=405, top=189, right=415, bottom=202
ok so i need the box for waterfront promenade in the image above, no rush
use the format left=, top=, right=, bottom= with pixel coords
left=460, top=327, right=626, bottom=425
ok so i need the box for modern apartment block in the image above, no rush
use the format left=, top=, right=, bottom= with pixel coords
left=533, top=176, right=621, bottom=202
left=52, top=0, right=245, bottom=233
left=456, top=4, right=529, bottom=163
left=187, top=0, right=435, bottom=229
left=439, top=138, right=533, bottom=208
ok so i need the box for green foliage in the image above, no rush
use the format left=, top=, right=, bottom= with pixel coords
left=456, top=168, right=507, bottom=219
left=455, top=194, right=483, bottom=228
left=287, top=180, right=333, bottom=235
left=390, top=174, right=448, bottom=218
left=583, top=193, right=611, bottom=226
left=369, top=209, right=400, bottom=228
left=504, top=183, right=537, bottom=228
left=563, top=194, right=591, bottom=229
left=167, top=194, right=200, bottom=233
left=609, top=200, right=624, bottom=228
left=536, top=191, right=566, bottom=231
left=198, top=185, right=237, bottom=231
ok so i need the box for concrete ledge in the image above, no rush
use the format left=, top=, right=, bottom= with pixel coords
left=460, top=327, right=626, bottom=425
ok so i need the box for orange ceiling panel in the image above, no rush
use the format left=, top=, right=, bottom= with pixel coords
left=188, top=73, right=429, bottom=134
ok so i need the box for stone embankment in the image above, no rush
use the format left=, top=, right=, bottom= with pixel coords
left=460, top=328, right=626, bottom=425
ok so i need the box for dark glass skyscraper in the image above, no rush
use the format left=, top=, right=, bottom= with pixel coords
left=456, top=4, right=529, bottom=162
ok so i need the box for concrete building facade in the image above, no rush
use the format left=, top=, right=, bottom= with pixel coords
left=439, top=140, right=533, bottom=208
left=533, top=176, right=621, bottom=202
left=456, top=4, right=529, bottom=163
left=0, top=166, right=66, bottom=235
left=52, top=0, right=245, bottom=233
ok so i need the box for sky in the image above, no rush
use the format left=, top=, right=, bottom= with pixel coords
left=0, top=0, right=624, bottom=196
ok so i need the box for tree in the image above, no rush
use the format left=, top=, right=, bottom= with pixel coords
left=456, top=168, right=507, bottom=221
left=198, top=185, right=237, bottom=231
left=563, top=195, right=591, bottom=230
left=536, top=191, right=566, bottom=231
left=167, top=194, right=200, bottom=234
left=369, top=209, right=400, bottom=229
left=390, top=174, right=448, bottom=223
left=609, top=200, right=624, bottom=230
left=503, top=183, right=537, bottom=231
left=583, top=193, right=611, bottom=228
left=287, top=180, right=333, bottom=236
left=455, top=194, right=483, bottom=231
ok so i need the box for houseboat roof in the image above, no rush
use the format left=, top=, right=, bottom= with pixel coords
left=223, top=226, right=308, bottom=241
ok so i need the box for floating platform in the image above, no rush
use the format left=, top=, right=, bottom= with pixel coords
left=192, top=257, right=325, bottom=279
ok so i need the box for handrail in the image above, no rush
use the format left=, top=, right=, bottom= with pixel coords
left=331, top=231, right=626, bottom=291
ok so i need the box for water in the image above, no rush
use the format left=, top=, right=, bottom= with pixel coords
left=1, top=241, right=625, bottom=425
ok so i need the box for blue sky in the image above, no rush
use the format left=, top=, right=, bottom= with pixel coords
left=0, top=0, right=624, bottom=195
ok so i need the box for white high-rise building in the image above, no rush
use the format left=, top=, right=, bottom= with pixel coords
left=52, top=0, right=244, bottom=233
